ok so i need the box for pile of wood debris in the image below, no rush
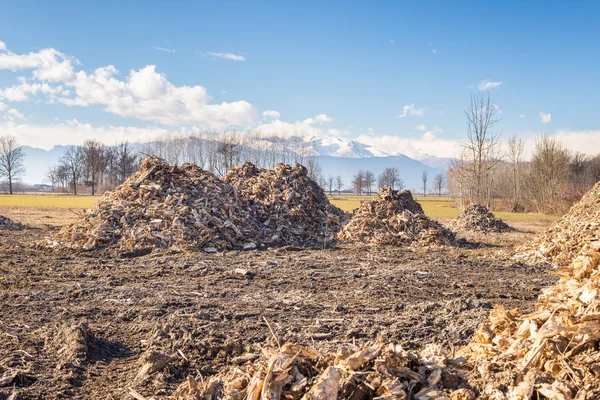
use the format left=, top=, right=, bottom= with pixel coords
left=50, top=157, right=345, bottom=252
left=0, top=215, right=25, bottom=230
left=337, top=188, right=456, bottom=246
left=450, top=205, right=513, bottom=233
left=460, top=243, right=600, bottom=398
left=517, top=181, right=600, bottom=266
left=50, top=156, right=267, bottom=252
left=224, top=162, right=346, bottom=245
left=172, top=339, right=475, bottom=400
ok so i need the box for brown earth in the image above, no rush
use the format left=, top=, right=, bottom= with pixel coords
left=0, top=208, right=556, bottom=399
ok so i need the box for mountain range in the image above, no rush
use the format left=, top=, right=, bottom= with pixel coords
left=19, top=137, right=452, bottom=191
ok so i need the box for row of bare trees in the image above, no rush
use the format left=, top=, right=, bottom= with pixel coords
left=47, top=140, right=139, bottom=195
left=447, top=93, right=600, bottom=214
left=350, top=168, right=408, bottom=195
left=44, top=131, right=328, bottom=195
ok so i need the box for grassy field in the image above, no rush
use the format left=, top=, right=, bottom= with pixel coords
left=328, top=194, right=560, bottom=222
left=0, top=194, right=100, bottom=208
left=0, top=193, right=560, bottom=222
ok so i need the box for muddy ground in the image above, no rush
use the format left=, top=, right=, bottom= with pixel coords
left=0, top=209, right=556, bottom=399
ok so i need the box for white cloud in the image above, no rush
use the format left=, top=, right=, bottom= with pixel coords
left=397, top=104, right=425, bottom=118
left=0, top=102, right=6, bottom=111
left=478, top=79, right=502, bottom=91
left=6, top=108, right=25, bottom=120
left=302, top=113, right=333, bottom=125
left=492, top=104, right=502, bottom=114
left=520, top=113, right=525, bottom=118
left=254, top=114, right=335, bottom=138
left=0, top=119, right=198, bottom=149
left=416, top=124, right=426, bottom=132
left=153, top=46, right=175, bottom=53
left=220, top=90, right=227, bottom=94
left=552, top=130, right=600, bottom=155
left=422, top=126, right=442, bottom=142
left=326, top=128, right=349, bottom=137
left=0, top=43, right=256, bottom=128
left=206, top=52, right=246, bottom=61
left=315, top=114, right=333, bottom=123
left=0, top=81, right=64, bottom=102
left=540, top=112, right=552, bottom=123
left=261, top=110, right=280, bottom=119
left=432, top=49, right=437, bottom=54
left=0, top=41, right=6, bottom=52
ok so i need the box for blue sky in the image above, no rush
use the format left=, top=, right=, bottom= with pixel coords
left=1, top=0, right=599, bottom=155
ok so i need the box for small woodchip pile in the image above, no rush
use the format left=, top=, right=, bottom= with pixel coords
left=173, top=340, right=475, bottom=400
left=0, top=215, right=25, bottom=230
left=450, top=205, right=513, bottom=233
left=50, top=157, right=344, bottom=252
left=460, top=243, right=600, bottom=399
left=518, top=181, right=600, bottom=266
left=224, top=162, right=346, bottom=245
left=337, top=188, right=456, bottom=246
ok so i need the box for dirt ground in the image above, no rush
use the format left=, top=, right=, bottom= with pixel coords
left=0, top=208, right=557, bottom=399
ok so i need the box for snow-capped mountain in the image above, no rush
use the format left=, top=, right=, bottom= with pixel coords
left=304, top=136, right=392, bottom=158
left=300, top=136, right=454, bottom=169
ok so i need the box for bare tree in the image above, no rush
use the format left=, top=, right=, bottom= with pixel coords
left=0, top=135, right=25, bottom=194
left=305, top=155, right=322, bottom=183
left=82, top=139, right=106, bottom=195
left=336, top=175, right=344, bottom=195
left=114, top=141, right=139, bottom=184
left=422, top=171, right=428, bottom=196
left=61, top=146, right=85, bottom=195
left=507, top=135, right=525, bottom=212
left=378, top=167, right=401, bottom=190
left=462, top=92, right=501, bottom=206
left=352, top=170, right=364, bottom=195
left=363, top=170, right=375, bottom=195
left=326, top=175, right=335, bottom=195
left=526, top=134, right=571, bottom=213
left=432, top=173, right=445, bottom=196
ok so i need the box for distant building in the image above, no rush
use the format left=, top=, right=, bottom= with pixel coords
left=34, top=184, right=53, bottom=192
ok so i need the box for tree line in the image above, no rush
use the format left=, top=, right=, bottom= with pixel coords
left=447, top=93, right=600, bottom=214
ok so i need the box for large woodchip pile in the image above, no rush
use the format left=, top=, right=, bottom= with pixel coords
left=459, top=243, right=600, bottom=399
left=173, top=340, right=475, bottom=400
left=224, top=162, right=346, bottom=245
left=517, top=181, right=600, bottom=266
left=50, top=157, right=345, bottom=252
left=337, top=188, right=456, bottom=246
left=0, top=215, right=25, bottom=230
left=50, top=157, right=267, bottom=252
left=450, top=205, right=513, bottom=233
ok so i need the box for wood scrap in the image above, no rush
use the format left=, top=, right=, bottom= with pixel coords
left=460, top=243, right=600, bottom=398
left=517, top=181, right=600, bottom=266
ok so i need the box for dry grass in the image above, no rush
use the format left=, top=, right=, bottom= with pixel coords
left=329, top=194, right=560, bottom=222
left=0, top=194, right=99, bottom=208
left=0, top=193, right=559, bottom=225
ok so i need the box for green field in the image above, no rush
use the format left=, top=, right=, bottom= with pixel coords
left=0, top=193, right=559, bottom=222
